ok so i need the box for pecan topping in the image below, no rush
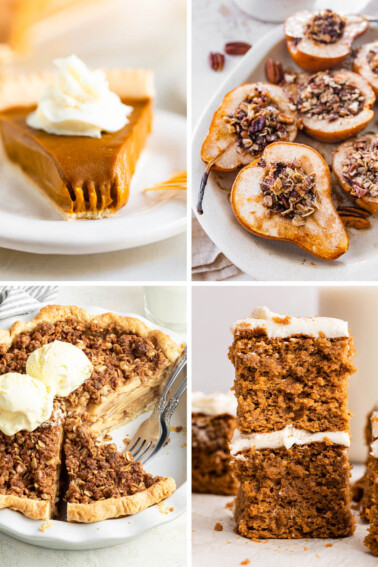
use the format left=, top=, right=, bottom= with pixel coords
left=260, top=160, right=318, bottom=226
left=341, top=138, right=378, bottom=198
left=224, top=41, right=252, bottom=56
left=305, top=9, right=345, bottom=44
left=297, top=72, right=365, bottom=122
left=367, top=48, right=378, bottom=75
left=265, top=59, right=284, bottom=85
left=209, top=52, right=225, bottom=72
left=225, top=91, right=293, bottom=156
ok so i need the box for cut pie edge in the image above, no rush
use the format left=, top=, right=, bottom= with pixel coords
left=0, top=68, right=154, bottom=112
left=0, top=493, right=52, bottom=520
left=66, top=476, right=176, bottom=523
left=0, top=304, right=183, bottom=364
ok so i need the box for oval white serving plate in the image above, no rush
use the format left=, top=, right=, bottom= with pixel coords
left=0, top=306, right=187, bottom=550
left=192, top=25, right=378, bottom=281
left=0, top=110, right=186, bottom=255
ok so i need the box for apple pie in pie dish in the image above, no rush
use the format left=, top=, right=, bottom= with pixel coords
left=0, top=305, right=182, bottom=522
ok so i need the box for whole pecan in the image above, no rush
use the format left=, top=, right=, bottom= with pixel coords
left=209, top=52, right=225, bottom=72
left=339, top=215, right=370, bottom=229
left=224, top=41, right=252, bottom=56
left=265, top=58, right=284, bottom=85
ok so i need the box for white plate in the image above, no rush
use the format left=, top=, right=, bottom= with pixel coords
left=0, top=306, right=187, bottom=550
left=192, top=25, right=378, bottom=281
left=0, top=110, right=187, bottom=255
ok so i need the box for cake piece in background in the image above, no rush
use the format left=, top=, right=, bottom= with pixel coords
left=192, top=392, right=238, bottom=495
left=229, top=306, right=356, bottom=539
left=361, top=410, right=378, bottom=555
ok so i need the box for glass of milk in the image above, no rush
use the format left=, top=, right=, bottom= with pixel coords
left=143, top=286, right=187, bottom=334
left=319, top=286, right=378, bottom=463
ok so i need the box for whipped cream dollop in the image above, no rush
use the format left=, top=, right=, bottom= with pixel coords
left=26, top=340, right=93, bottom=397
left=230, top=426, right=350, bottom=456
left=26, top=55, right=133, bottom=138
left=192, top=391, right=237, bottom=416
left=231, top=306, right=349, bottom=339
left=0, top=373, right=54, bottom=436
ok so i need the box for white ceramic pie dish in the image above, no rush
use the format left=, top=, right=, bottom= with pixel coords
left=192, top=24, right=378, bottom=280
left=0, top=306, right=187, bottom=550
left=0, top=109, right=186, bottom=255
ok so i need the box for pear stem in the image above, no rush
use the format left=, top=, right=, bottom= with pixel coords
left=197, top=141, right=235, bottom=215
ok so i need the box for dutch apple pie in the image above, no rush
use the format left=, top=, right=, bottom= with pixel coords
left=0, top=305, right=182, bottom=522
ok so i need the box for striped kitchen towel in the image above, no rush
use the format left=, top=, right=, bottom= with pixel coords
left=0, top=286, right=58, bottom=320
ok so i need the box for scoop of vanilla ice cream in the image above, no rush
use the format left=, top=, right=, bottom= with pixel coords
left=0, top=373, right=54, bottom=436
left=26, top=340, right=93, bottom=397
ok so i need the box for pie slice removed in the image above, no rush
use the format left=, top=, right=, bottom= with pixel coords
left=0, top=402, right=64, bottom=520
left=64, top=414, right=175, bottom=523
left=0, top=69, right=154, bottom=219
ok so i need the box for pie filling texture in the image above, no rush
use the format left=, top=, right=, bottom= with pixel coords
left=0, top=306, right=180, bottom=522
left=0, top=98, right=152, bottom=219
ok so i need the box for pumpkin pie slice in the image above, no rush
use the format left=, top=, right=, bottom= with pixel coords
left=0, top=402, right=64, bottom=520
left=0, top=69, right=154, bottom=219
left=0, top=305, right=183, bottom=437
left=64, top=414, right=175, bottom=523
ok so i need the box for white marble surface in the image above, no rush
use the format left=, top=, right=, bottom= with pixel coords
left=0, top=285, right=187, bottom=566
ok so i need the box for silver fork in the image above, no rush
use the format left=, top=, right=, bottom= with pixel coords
left=125, top=347, right=187, bottom=462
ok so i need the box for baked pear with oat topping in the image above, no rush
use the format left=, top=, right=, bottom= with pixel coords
left=284, top=9, right=368, bottom=72
left=231, top=142, right=348, bottom=260
left=294, top=70, right=375, bottom=143
left=333, top=133, right=378, bottom=214
left=198, top=83, right=297, bottom=213
left=354, top=41, right=378, bottom=97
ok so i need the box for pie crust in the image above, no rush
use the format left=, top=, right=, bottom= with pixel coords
left=0, top=69, right=154, bottom=219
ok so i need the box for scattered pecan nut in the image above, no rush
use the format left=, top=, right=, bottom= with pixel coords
left=337, top=206, right=371, bottom=218
left=340, top=215, right=370, bottom=229
left=209, top=52, right=225, bottom=72
left=265, top=59, right=284, bottom=85
left=224, top=41, right=252, bottom=56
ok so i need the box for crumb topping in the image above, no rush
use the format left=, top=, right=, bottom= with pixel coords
left=64, top=416, right=160, bottom=504
left=297, top=72, right=365, bottom=122
left=225, top=91, right=294, bottom=156
left=0, top=403, right=63, bottom=501
left=341, top=137, right=378, bottom=198
left=0, top=319, right=168, bottom=407
left=260, top=160, right=318, bottom=226
left=305, top=10, right=345, bottom=44
left=367, top=48, right=378, bottom=75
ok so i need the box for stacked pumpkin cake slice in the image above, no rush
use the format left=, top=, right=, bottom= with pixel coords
left=228, top=306, right=356, bottom=539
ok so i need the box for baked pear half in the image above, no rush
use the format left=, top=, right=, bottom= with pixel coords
left=198, top=83, right=297, bottom=213
left=296, top=70, right=375, bottom=143
left=231, top=142, right=349, bottom=260
left=354, top=41, right=378, bottom=96
left=284, top=9, right=368, bottom=72
left=333, top=133, right=378, bottom=214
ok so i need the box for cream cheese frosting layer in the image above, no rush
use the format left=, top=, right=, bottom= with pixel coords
left=192, top=391, right=237, bottom=416
left=370, top=411, right=378, bottom=457
left=231, top=306, right=349, bottom=339
left=230, top=426, right=350, bottom=456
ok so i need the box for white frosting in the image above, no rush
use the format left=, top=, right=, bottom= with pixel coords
left=27, top=55, right=132, bottom=138
left=231, top=306, right=349, bottom=339
left=230, top=425, right=350, bottom=456
left=192, top=391, right=237, bottom=416
left=0, top=373, right=54, bottom=436
left=26, top=340, right=93, bottom=397
left=370, top=411, right=378, bottom=457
